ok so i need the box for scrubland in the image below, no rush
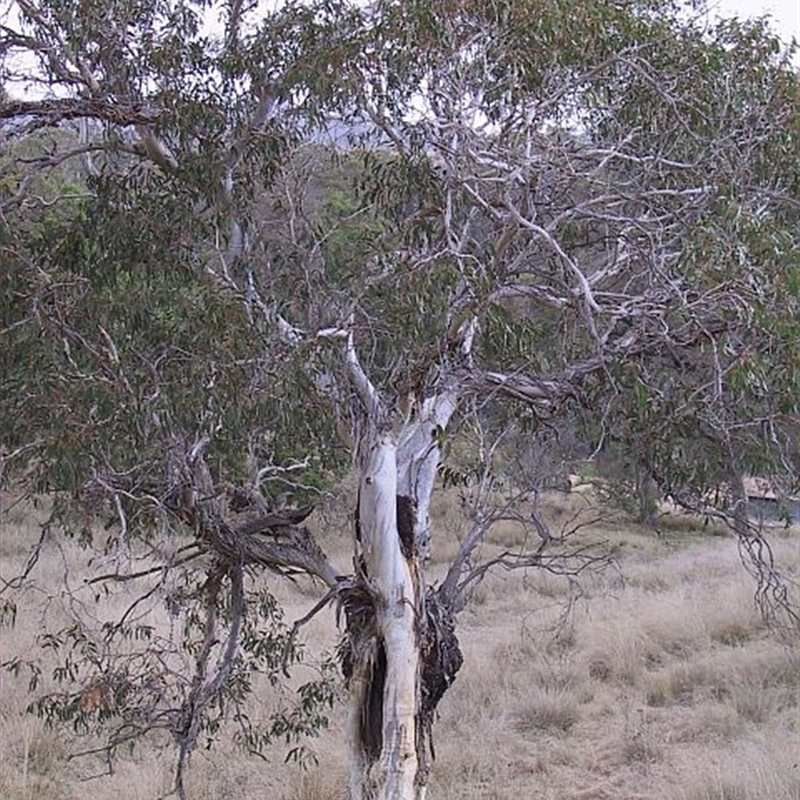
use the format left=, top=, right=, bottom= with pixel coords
left=1, top=490, right=798, bottom=800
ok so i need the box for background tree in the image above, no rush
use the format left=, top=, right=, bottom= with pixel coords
left=1, top=2, right=798, bottom=799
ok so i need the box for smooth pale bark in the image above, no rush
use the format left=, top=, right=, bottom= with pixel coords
left=353, top=432, right=419, bottom=800
left=347, top=393, right=461, bottom=799
left=396, top=391, right=459, bottom=556
left=346, top=666, right=370, bottom=800
left=343, top=315, right=464, bottom=799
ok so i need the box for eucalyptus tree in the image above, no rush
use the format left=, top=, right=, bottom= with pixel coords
left=318, top=9, right=800, bottom=794
left=1, top=1, right=798, bottom=799
left=2, top=0, right=358, bottom=790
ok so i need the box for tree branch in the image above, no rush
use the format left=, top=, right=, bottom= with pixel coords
left=0, top=97, right=159, bottom=126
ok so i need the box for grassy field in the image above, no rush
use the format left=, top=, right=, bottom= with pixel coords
left=1, top=490, right=798, bottom=800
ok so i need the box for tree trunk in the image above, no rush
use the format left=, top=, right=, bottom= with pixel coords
left=726, top=464, right=751, bottom=538
left=344, top=395, right=462, bottom=800
left=635, top=462, right=658, bottom=526
left=347, top=431, right=420, bottom=800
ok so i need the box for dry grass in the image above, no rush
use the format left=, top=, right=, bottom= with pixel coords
left=1, top=490, right=798, bottom=800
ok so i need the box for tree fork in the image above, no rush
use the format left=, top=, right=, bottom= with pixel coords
left=343, top=430, right=463, bottom=800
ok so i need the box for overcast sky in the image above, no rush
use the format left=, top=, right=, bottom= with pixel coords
left=714, top=0, right=798, bottom=46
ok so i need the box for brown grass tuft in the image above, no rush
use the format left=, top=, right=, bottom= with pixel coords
left=512, top=687, right=581, bottom=734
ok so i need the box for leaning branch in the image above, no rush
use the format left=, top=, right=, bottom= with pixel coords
left=344, top=328, right=385, bottom=422
left=281, top=579, right=352, bottom=675
left=84, top=547, right=204, bottom=586
left=0, top=97, right=159, bottom=126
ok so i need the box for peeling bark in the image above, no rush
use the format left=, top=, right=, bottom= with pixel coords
left=342, top=402, right=464, bottom=800
left=338, top=325, right=466, bottom=799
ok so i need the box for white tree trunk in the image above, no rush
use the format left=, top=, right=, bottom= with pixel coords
left=351, top=432, right=419, bottom=800
left=341, top=328, right=464, bottom=800
left=346, top=663, right=370, bottom=800
left=396, top=391, right=459, bottom=557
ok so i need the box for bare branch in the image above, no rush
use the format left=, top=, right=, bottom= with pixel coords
left=0, top=97, right=159, bottom=126
left=344, top=328, right=385, bottom=423
left=175, top=561, right=244, bottom=800
left=84, top=548, right=204, bottom=586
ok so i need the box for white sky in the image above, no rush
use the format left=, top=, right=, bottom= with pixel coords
left=713, top=0, right=799, bottom=46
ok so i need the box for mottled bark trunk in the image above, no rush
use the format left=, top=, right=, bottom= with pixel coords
left=337, top=321, right=466, bottom=799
